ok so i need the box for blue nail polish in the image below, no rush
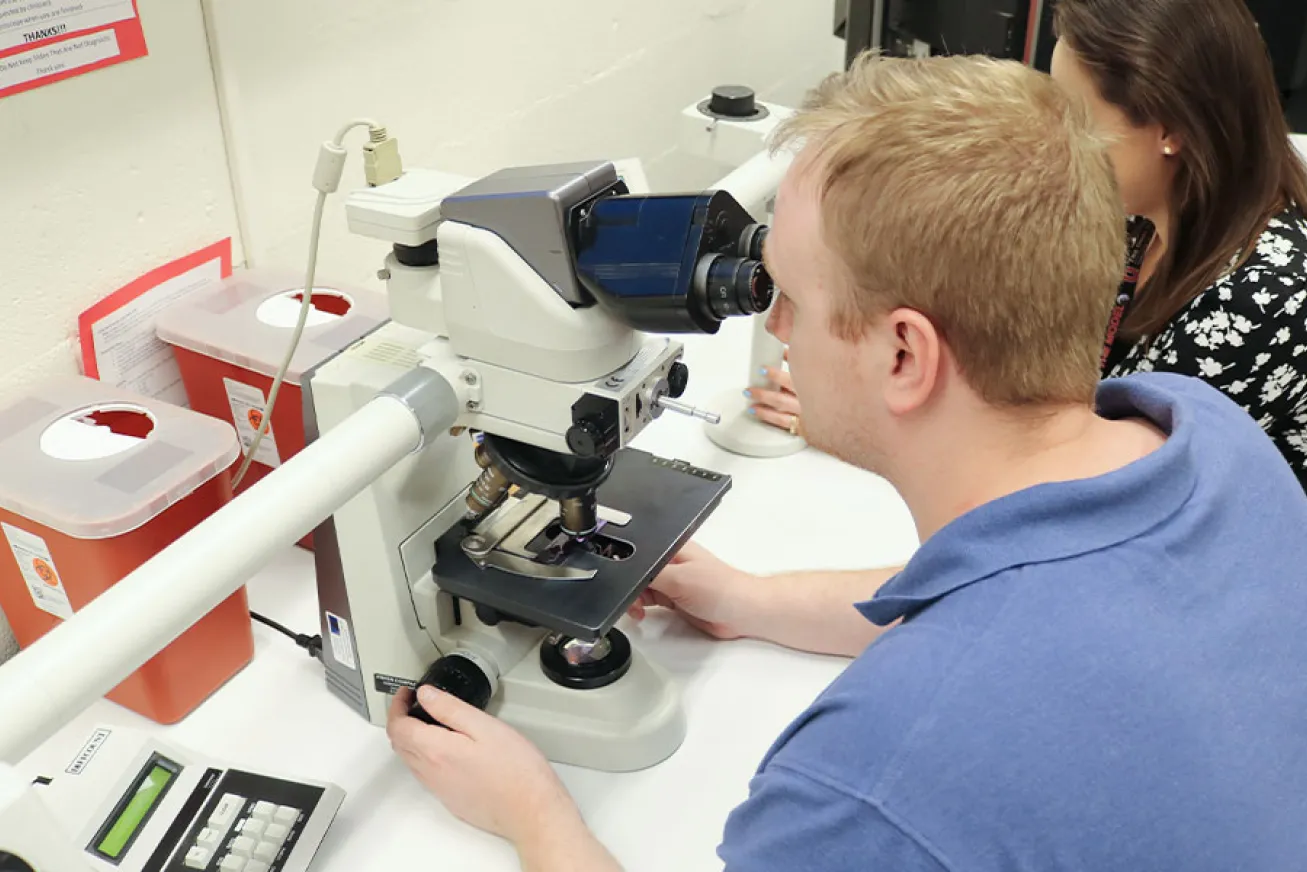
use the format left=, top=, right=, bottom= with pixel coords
left=759, top=368, right=769, bottom=377
left=743, top=389, right=752, bottom=399
left=747, top=408, right=756, bottom=415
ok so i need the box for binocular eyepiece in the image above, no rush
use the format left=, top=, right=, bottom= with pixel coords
left=574, top=191, right=776, bottom=335
left=692, top=224, right=773, bottom=321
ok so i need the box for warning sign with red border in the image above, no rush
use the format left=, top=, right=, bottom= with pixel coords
left=0, top=1, right=148, bottom=102
left=79, top=239, right=233, bottom=406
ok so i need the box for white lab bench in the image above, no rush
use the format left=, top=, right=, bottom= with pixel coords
left=23, top=317, right=919, bottom=871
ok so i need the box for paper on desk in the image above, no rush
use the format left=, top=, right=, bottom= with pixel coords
left=78, top=239, right=233, bottom=406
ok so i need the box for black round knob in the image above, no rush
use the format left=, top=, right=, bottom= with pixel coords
left=667, top=362, right=690, bottom=399
left=474, top=604, right=503, bottom=627
left=392, top=238, right=440, bottom=267
left=566, top=420, right=605, bottom=457
left=709, top=85, right=757, bottom=118
left=0, top=854, right=36, bottom=872
left=408, top=653, right=493, bottom=727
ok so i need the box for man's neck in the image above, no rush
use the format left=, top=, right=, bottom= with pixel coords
left=891, top=404, right=1167, bottom=543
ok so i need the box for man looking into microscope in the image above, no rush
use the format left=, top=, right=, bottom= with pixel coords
left=386, top=53, right=1307, bottom=870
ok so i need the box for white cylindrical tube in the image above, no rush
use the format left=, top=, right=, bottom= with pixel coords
left=712, top=147, right=793, bottom=218
left=713, top=149, right=792, bottom=394
left=0, top=395, right=423, bottom=764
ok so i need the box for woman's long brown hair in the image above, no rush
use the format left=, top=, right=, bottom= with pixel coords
left=1054, top=0, right=1307, bottom=340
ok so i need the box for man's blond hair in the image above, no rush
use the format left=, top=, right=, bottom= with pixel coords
left=773, top=53, right=1125, bottom=406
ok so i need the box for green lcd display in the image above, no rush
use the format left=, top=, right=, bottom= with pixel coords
left=91, top=756, right=179, bottom=862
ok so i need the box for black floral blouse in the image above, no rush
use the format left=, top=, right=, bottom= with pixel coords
left=1106, top=208, right=1307, bottom=490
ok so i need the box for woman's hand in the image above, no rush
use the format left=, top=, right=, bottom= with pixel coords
left=745, top=350, right=803, bottom=436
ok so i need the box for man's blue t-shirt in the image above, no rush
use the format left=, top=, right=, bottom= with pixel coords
left=719, top=373, right=1307, bottom=871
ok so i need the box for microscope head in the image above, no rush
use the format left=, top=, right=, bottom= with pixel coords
left=437, top=161, right=775, bottom=334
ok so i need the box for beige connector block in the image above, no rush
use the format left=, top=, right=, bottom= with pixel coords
left=363, top=137, right=403, bottom=187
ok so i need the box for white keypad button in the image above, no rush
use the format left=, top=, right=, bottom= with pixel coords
left=245, top=864, right=270, bottom=872
left=250, top=801, right=277, bottom=821
left=218, top=855, right=246, bottom=872
left=273, top=805, right=299, bottom=825
left=184, top=846, right=212, bottom=869
left=230, top=836, right=256, bottom=858
left=241, top=818, right=267, bottom=839
left=196, top=827, right=222, bottom=850
left=253, top=840, right=279, bottom=862
left=264, top=823, right=290, bottom=843
left=208, top=794, right=246, bottom=828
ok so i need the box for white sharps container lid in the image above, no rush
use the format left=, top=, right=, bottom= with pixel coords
left=0, top=377, right=240, bottom=540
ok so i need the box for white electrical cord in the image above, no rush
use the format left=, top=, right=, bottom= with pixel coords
left=232, top=118, right=394, bottom=488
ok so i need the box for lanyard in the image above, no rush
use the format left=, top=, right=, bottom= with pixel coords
left=1100, top=215, right=1157, bottom=373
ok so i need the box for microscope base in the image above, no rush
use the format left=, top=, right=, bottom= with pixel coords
left=490, top=636, right=685, bottom=772
left=705, top=389, right=806, bottom=458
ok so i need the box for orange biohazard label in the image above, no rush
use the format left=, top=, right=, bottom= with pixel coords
left=4, top=522, right=74, bottom=620
left=33, top=558, right=58, bottom=586
left=223, top=377, right=281, bottom=468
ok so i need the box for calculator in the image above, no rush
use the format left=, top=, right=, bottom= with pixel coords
left=12, top=725, right=344, bottom=872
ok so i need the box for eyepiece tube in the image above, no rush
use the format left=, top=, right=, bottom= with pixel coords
left=693, top=254, right=775, bottom=321
left=739, top=223, right=768, bottom=260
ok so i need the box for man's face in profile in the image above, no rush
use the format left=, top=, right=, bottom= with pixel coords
left=765, top=161, right=890, bottom=473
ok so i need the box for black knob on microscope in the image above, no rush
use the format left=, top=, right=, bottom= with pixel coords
left=408, top=653, right=493, bottom=727
left=0, top=853, right=36, bottom=872
left=667, top=362, right=690, bottom=399
left=709, top=85, right=758, bottom=118
left=566, top=419, right=606, bottom=457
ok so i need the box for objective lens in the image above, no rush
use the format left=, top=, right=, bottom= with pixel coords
left=464, top=443, right=511, bottom=524
left=694, top=254, right=775, bottom=320
left=559, top=493, right=600, bottom=537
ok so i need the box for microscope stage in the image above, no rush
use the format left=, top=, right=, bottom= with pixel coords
left=433, top=449, right=731, bottom=641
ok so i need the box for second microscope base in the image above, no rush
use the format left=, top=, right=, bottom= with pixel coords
left=490, top=632, right=686, bottom=772
left=704, top=389, right=806, bottom=458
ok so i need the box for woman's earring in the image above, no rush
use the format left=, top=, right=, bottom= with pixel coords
left=1163, top=146, right=1175, bottom=155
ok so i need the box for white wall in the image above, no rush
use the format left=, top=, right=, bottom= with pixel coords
left=205, top=0, right=842, bottom=287
left=0, top=0, right=242, bottom=402
left=0, top=3, right=841, bottom=662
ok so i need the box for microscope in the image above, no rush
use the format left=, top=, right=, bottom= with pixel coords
left=305, top=160, right=773, bottom=772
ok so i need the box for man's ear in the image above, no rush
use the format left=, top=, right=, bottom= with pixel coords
left=884, top=308, right=942, bottom=416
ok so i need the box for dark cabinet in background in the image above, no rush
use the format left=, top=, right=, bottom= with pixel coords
left=835, top=0, right=1037, bottom=67
left=1244, top=0, right=1307, bottom=95
left=837, top=0, right=1307, bottom=101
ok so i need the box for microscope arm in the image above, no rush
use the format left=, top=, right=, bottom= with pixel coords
left=0, top=371, right=461, bottom=765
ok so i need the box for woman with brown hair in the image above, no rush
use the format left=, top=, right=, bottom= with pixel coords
left=749, top=0, right=1307, bottom=488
